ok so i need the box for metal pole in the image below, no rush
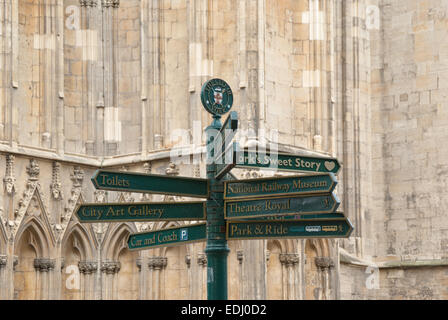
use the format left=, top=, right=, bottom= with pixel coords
left=205, top=115, right=229, bottom=300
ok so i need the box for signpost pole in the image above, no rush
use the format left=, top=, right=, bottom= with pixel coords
left=205, top=115, right=229, bottom=300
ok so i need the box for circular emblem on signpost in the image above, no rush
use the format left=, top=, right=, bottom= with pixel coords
left=201, top=78, right=233, bottom=116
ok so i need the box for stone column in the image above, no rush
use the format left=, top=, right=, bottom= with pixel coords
left=197, top=253, right=207, bottom=300
left=100, top=260, right=121, bottom=300
left=279, top=253, right=300, bottom=300
left=101, top=0, right=120, bottom=155
left=315, top=256, right=335, bottom=300
left=0, top=255, right=6, bottom=300
left=79, top=260, right=98, bottom=300
left=148, top=257, right=167, bottom=300
left=237, top=250, right=244, bottom=299
left=136, top=256, right=147, bottom=300
left=33, top=258, right=56, bottom=300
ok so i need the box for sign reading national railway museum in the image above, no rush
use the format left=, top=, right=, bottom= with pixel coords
left=224, top=192, right=340, bottom=219
left=128, top=223, right=207, bottom=251
left=224, top=173, right=337, bottom=200
left=236, top=150, right=341, bottom=174
left=75, top=202, right=206, bottom=223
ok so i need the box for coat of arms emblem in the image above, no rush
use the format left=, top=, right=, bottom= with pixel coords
left=213, top=87, right=223, bottom=105
left=201, top=79, right=233, bottom=116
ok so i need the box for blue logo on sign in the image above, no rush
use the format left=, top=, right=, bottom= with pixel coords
left=180, top=229, right=188, bottom=241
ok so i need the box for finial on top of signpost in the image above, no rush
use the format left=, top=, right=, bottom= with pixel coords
left=201, top=78, right=233, bottom=125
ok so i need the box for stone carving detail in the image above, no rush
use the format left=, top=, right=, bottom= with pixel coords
left=70, top=166, right=84, bottom=188
left=3, top=154, right=16, bottom=195
left=94, top=190, right=108, bottom=203
left=237, top=250, right=244, bottom=264
left=100, top=261, right=121, bottom=274
left=164, top=162, right=180, bottom=202
left=50, top=162, right=63, bottom=200
left=13, top=256, right=18, bottom=271
left=166, top=162, right=179, bottom=176
left=34, top=258, right=56, bottom=272
left=102, top=0, right=119, bottom=8
left=148, top=257, right=167, bottom=270
left=197, top=253, right=207, bottom=266
left=0, top=255, right=6, bottom=268
left=26, top=159, right=40, bottom=181
left=140, top=162, right=152, bottom=201
left=193, top=164, right=201, bottom=178
left=78, top=261, right=98, bottom=274
left=136, top=258, right=142, bottom=271
left=80, top=0, right=97, bottom=7
left=241, top=169, right=262, bottom=180
left=315, top=257, right=335, bottom=270
left=279, top=253, right=300, bottom=267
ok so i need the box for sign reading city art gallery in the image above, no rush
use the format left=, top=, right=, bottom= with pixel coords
left=224, top=193, right=340, bottom=219
left=224, top=173, right=337, bottom=200
left=91, top=170, right=209, bottom=198
left=128, top=223, right=207, bottom=251
left=235, top=150, right=341, bottom=174
left=226, top=218, right=353, bottom=240
left=75, top=202, right=206, bottom=222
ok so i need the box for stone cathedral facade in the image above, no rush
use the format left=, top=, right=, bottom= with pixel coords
left=0, top=0, right=447, bottom=300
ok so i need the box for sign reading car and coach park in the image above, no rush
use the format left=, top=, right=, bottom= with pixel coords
left=75, top=78, right=353, bottom=300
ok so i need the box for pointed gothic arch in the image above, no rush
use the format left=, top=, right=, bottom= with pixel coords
left=62, top=222, right=96, bottom=262
left=15, top=218, right=52, bottom=259
left=13, top=217, right=53, bottom=300
left=61, top=222, right=97, bottom=300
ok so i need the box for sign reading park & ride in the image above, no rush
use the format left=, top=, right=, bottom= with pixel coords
left=128, top=223, right=207, bottom=251
left=75, top=201, right=206, bottom=223
left=223, top=173, right=337, bottom=200
left=226, top=218, right=353, bottom=240
left=224, top=192, right=340, bottom=219
left=91, top=170, right=209, bottom=198
left=236, top=149, right=341, bottom=174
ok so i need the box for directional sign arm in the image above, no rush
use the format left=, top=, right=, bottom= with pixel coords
left=226, top=218, right=353, bottom=240
left=128, top=223, right=207, bottom=251
left=235, top=149, right=341, bottom=174
left=75, top=201, right=206, bottom=223
left=214, top=111, right=238, bottom=157
left=91, top=170, right=209, bottom=198
left=215, top=142, right=240, bottom=180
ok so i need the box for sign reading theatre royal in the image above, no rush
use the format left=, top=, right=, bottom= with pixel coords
left=75, top=78, right=353, bottom=300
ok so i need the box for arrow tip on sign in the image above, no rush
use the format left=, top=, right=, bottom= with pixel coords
left=346, top=217, right=354, bottom=238
left=91, top=170, right=101, bottom=188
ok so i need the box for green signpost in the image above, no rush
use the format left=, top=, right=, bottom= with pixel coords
left=76, top=78, right=352, bottom=301
left=74, top=201, right=206, bottom=223
left=128, top=223, right=207, bottom=251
